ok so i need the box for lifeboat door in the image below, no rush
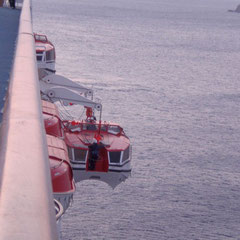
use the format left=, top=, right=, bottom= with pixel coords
left=87, top=145, right=108, bottom=172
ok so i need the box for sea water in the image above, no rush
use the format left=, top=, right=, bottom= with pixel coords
left=33, top=0, right=240, bottom=239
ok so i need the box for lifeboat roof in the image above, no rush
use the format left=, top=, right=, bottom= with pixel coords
left=64, top=121, right=130, bottom=151
left=34, top=33, right=55, bottom=52
left=43, top=101, right=63, bottom=138
left=47, top=135, right=69, bottom=162
left=42, top=100, right=60, bottom=118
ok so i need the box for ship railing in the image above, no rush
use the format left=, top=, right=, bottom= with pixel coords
left=0, top=0, right=59, bottom=239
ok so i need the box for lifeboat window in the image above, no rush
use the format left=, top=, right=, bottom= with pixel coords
left=101, top=125, right=107, bottom=131
left=83, top=124, right=107, bottom=131
left=35, top=35, right=47, bottom=42
left=36, top=55, right=43, bottom=61
left=109, top=151, right=121, bottom=164
left=122, top=147, right=130, bottom=163
left=74, top=149, right=87, bottom=162
left=67, top=146, right=73, bottom=161
left=46, top=50, right=55, bottom=62
left=108, top=126, right=121, bottom=135
left=83, top=124, right=98, bottom=131
left=87, top=124, right=97, bottom=130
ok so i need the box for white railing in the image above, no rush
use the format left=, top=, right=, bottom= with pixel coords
left=0, top=0, right=59, bottom=239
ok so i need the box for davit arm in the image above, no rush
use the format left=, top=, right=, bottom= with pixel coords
left=41, top=86, right=102, bottom=111
left=40, top=74, right=93, bottom=97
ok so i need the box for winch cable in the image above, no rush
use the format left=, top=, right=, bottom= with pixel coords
left=59, top=99, right=85, bottom=121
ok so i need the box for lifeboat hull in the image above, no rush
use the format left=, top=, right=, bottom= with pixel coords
left=48, top=134, right=75, bottom=212
left=54, top=192, right=74, bottom=213
left=72, top=160, right=131, bottom=189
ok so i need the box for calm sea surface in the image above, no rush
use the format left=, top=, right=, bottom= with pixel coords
left=33, top=0, right=240, bottom=239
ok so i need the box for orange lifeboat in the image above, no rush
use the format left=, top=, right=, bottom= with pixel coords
left=64, top=119, right=131, bottom=188
left=42, top=100, right=132, bottom=188
left=47, top=134, right=75, bottom=212
left=34, top=33, right=56, bottom=77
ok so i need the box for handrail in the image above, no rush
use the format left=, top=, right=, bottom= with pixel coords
left=54, top=199, right=64, bottom=221
left=0, top=0, right=58, bottom=239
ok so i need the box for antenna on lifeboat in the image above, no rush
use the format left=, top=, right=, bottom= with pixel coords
left=95, top=107, right=102, bottom=144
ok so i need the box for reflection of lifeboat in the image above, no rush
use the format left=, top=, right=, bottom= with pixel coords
left=42, top=100, right=132, bottom=188
left=47, top=134, right=75, bottom=212
left=34, top=33, right=56, bottom=78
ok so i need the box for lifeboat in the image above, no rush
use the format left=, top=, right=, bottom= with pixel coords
left=63, top=119, right=132, bottom=189
left=34, top=33, right=56, bottom=78
left=42, top=100, right=132, bottom=188
left=42, top=100, right=63, bottom=138
left=47, top=134, right=75, bottom=212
